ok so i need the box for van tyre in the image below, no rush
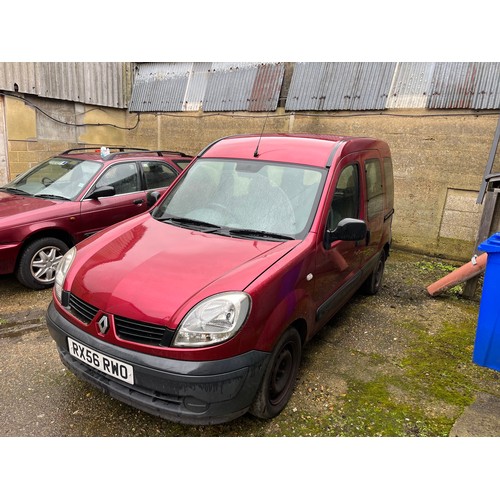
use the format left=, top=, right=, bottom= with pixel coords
left=362, top=252, right=386, bottom=295
left=16, top=237, right=69, bottom=290
left=250, top=327, right=302, bottom=419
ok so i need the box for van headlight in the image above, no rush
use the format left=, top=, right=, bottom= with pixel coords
left=54, top=247, right=76, bottom=303
left=173, top=292, right=251, bottom=347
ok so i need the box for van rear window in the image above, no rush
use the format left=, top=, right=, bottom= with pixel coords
left=365, top=159, right=383, bottom=219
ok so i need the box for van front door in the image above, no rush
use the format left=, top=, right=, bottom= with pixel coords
left=313, top=162, right=365, bottom=325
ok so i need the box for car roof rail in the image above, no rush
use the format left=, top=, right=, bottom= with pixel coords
left=61, top=147, right=149, bottom=155
left=147, top=150, right=191, bottom=158
left=103, top=150, right=191, bottom=160
left=60, top=147, right=191, bottom=160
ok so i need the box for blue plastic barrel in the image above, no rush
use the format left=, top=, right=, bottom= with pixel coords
left=473, top=233, right=500, bottom=370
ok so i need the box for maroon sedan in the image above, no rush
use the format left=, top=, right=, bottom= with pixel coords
left=0, top=147, right=191, bottom=289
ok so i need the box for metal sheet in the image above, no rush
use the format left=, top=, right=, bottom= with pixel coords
left=129, top=62, right=284, bottom=112
left=427, top=62, right=500, bottom=110
left=0, top=62, right=130, bottom=108
left=286, top=62, right=397, bottom=111
left=386, top=62, right=437, bottom=109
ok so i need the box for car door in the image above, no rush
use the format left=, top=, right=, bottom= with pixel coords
left=313, top=161, right=365, bottom=324
left=141, top=160, right=179, bottom=192
left=76, top=162, right=147, bottom=241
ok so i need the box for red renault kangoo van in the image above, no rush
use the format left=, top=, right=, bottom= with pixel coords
left=46, top=134, right=394, bottom=425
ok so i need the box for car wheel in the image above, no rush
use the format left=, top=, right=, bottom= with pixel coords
left=250, top=327, right=302, bottom=419
left=16, top=237, right=69, bottom=290
left=362, top=252, right=386, bottom=295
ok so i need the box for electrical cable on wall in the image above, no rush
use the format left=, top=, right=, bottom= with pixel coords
left=0, top=91, right=140, bottom=131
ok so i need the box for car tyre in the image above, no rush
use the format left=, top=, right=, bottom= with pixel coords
left=362, top=251, right=386, bottom=295
left=16, top=237, right=69, bottom=290
left=250, top=327, right=302, bottom=419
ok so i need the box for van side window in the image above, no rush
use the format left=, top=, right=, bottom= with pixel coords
left=327, top=164, right=359, bottom=231
left=365, top=159, right=383, bottom=220
left=383, top=157, right=394, bottom=209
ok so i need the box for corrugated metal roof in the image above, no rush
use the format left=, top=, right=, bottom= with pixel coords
left=428, top=62, right=500, bottom=109
left=129, top=62, right=193, bottom=112
left=386, top=62, right=437, bottom=108
left=129, top=62, right=285, bottom=113
left=285, top=62, right=397, bottom=111
left=0, top=62, right=37, bottom=94
left=4, top=62, right=500, bottom=112
left=0, top=62, right=131, bottom=108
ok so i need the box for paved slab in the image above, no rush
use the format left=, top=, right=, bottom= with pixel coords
left=450, top=392, right=500, bottom=436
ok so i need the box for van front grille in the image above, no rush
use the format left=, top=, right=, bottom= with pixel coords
left=68, top=294, right=99, bottom=324
left=114, top=316, right=174, bottom=346
left=66, top=293, right=173, bottom=346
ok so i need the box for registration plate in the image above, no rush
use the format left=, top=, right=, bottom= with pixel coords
left=67, top=337, right=134, bottom=385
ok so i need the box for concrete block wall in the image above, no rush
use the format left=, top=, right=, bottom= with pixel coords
left=3, top=93, right=499, bottom=261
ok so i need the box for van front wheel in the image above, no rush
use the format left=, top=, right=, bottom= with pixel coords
left=250, top=327, right=302, bottom=419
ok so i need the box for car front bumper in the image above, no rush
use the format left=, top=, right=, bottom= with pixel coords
left=0, top=242, right=20, bottom=275
left=46, top=301, right=270, bottom=425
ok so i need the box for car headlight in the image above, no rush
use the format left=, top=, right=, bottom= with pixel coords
left=54, top=247, right=76, bottom=303
left=173, top=292, right=251, bottom=347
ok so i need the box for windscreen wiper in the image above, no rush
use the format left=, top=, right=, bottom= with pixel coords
left=228, top=228, right=295, bottom=241
left=0, top=187, right=31, bottom=196
left=34, top=194, right=71, bottom=200
left=160, top=216, right=222, bottom=232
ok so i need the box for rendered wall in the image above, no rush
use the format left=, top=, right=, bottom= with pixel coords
left=4, top=93, right=499, bottom=261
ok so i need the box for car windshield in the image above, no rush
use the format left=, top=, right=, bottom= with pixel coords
left=3, top=157, right=102, bottom=199
left=152, top=159, right=326, bottom=239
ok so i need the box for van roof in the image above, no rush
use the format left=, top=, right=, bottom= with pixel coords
left=199, top=133, right=390, bottom=168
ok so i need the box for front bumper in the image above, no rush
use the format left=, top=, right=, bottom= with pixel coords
left=46, top=301, right=269, bottom=425
left=0, top=242, right=20, bottom=275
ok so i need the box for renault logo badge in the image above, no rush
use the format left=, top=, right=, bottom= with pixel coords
left=97, top=315, right=109, bottom=335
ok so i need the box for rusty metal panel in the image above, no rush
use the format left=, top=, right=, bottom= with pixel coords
left=203, top=63, right=257, bottom=111
left=426, top=62, right=500, bottom=110
left=428, top=62, right=479, bottom=109
left=203, top=62, right=284, bottom=112
left=129, top=62, right=284, bottom=112
left=248, top=63, right=286, bottom=112
left=285, top=62, right=396, bottom=111
left=0, top=62, right=130, bottom=108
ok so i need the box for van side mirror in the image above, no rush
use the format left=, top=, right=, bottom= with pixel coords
left=87, top=185, right=115, bottom=199
left=325, top=218, right=367, bottom=246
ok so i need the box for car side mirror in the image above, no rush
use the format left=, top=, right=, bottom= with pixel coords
left=87, top=185, right=115, bottom=199
left=147, top=190, right=161, bottom=207
left=325, top=218, right=367, bottom=247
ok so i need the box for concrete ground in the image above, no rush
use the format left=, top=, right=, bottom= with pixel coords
left=1, top=248, right=500, bottom=438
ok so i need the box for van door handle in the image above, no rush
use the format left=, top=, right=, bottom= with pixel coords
left=133, top=198, right=145, bottom=205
